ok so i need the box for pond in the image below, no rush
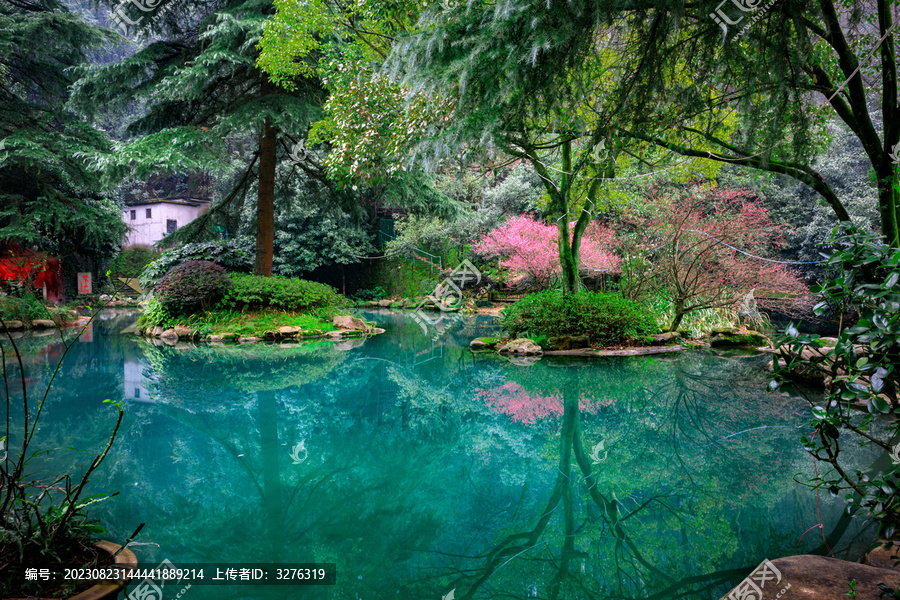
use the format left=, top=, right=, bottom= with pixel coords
left=15, top=310, right=879, bottom=599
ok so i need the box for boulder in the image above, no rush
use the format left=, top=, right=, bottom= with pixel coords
left=333, top=315, right=369, bottom=331
left=504, top=355, right=542, bottom=367
left=151, top=326, right=164, bottom=338
left=650, top=331, right=680, bottom=345
left=159, top=328, right=179, bottom=342
left=238, top=336, right=260, bottom=343
left=278, top=326, right=302, bottom=336
left=719, top=554, right=900, bottom=600
left=709, top=329, right=768, bottom=347
left=497, top=338, right=543, bottom=355
left=300, top=329, right=323, bottom=338
left=549, top=335, right=591, bottom=350
left=334, top=337, right=366, bottom=351
left=119, top=324, right=139, bottom=335
left=369, top=328, right=386, bottom=335
left=470, top=337, right=500, bottom=350
left=173, top=325, right=194, bottom=339
left=208, top=335, right=225, bottom=342
left=325, top=330, right=345, bottom=339
left=377, top=299, right=393, bottom=307
left=3, top=320, right=24, bottom=330
left=32, top=319, right=56, bottom=328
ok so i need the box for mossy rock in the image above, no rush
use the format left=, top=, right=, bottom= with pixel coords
left=709, top=330, right=768, bottom=347
left=548, top=334, right=590, bottom=350
left=470, top=337, right=500, bottom=350
left=300, top=329, right=323, bottom=338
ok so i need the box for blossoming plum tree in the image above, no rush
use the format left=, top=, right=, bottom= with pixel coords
left=641, top=184, right=809, bottom=331
left=474, top=214, right=620, bottom=289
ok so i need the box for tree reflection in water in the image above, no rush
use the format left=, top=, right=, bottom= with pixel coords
left=27, top=319, right=876, bottom=600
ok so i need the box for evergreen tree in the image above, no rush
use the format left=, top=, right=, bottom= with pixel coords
left=0, top=0, right=126, bottom=271
left=394, top=0, right=900, bottom=246
left=71, top=0, right=325, bottom=276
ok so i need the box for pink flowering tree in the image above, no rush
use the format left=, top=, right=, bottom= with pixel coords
left=639, top=184, right=809, bottom=331
left=476, top=381, right=614, bottom=425
left=474, top=214, right=620, bottom=289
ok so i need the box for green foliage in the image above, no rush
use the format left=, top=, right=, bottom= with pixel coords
left=351, top=286, right=387, bottom=302
left=219, top=273, right=343, bottom=312
left=155, top=261, right=232, bottom=317
left=137, top=296, right=177, bottom=330
left=0, top=294, right=63, bottom=325
left=0, top=0, right=125, bottom=265
left=774, top=225, right=900, bottom=536
left=109, top=246, right=159, bottom=279
left=140, top=239, right=254, bottom=289
left=273, top=200, right=374, bottom=277
left=500, top=290, right=657, bottom=346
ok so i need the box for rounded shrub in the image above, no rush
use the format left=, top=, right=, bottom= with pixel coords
left=219, top=273, right=342, bottom=312
left=155, top=260, right=232, bottom=316
left=499, top=290, right=658, bottom=346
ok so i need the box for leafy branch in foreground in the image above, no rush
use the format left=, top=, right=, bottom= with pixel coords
left=774, top=225, right=899, bottom=540
left=0, top=300, right=124, bottom=596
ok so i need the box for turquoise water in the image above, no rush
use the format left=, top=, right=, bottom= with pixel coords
left=10, top=310, right=877, bottom=599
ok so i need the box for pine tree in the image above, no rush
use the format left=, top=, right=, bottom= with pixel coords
left=0, top=0, right=126, bottom=273
left=71, top=0, right=326, bottom=276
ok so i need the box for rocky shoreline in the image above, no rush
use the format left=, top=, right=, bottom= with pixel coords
left=469, top=328, right=772, bottom=358
left=125, top=315, right=385, bottom=345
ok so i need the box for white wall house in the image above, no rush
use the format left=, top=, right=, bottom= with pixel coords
left=122, top=198, right=210, bottom=248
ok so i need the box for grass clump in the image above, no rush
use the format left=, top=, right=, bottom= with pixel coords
left=0, top=293, right=76, bottom=325
left=500, top=290, right=657, bottom=346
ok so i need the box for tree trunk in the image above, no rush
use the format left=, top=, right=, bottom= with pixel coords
left=557, top=218, right=579, bottom=295
left=255, top=116, right=277, bottom=276
left=877, top=166, right=900, bottom=247
left=669, top=300, right=686, bottom=332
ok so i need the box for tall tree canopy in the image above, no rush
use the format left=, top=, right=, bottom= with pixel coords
left=71, top=0, right=325, bottom=276
left=0, top=0, right=126, bottom=266
left=393, top=0, right=900, bottom=246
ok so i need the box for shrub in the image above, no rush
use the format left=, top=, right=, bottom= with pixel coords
left=500, top=290, right=657, bottom=345
left=0, top=293, right=74, bottom=325
left=351, top=286, right=387, bottom=302
left=155, top=261, right=232, bottom=316
left=219, top=273, right=342, bottom=312
left=109, top=246, right=159, bottom=279
left=137, top=296, right=176, bottom=329
left=140, top=239, right=254, bottom=288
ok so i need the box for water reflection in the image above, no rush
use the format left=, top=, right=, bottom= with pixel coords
left=7, top=311, right=877, bottom=599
